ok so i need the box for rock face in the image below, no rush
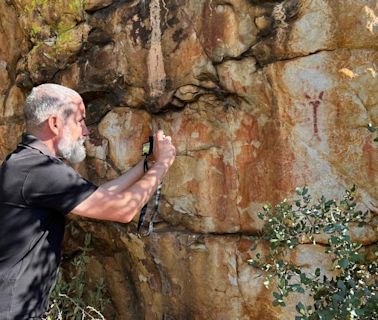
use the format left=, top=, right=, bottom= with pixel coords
left=0, top=0, right=377, bottom=319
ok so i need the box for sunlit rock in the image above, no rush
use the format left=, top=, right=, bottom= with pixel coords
left=0, top=0, right=377, bottom=319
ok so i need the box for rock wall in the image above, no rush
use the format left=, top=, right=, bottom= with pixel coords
left=0, top=0, right=377, bottom=319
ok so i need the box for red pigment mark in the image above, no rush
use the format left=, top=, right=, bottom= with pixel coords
left=304, top=91, right=324, bottom=141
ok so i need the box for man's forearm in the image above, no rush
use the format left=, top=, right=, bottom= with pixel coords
left=121, top=161, right=168, bottom=219
left=100, top=159, right=145, bottom=192
left=72, top=160, right=169, bottom=223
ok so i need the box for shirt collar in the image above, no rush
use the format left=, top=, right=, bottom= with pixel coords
left=20, top=133, right=57, bottom=158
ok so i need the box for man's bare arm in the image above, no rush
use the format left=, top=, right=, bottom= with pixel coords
left=100, top=159, right=145, bottom=193
left=71, top=130, right=175, bottom=223
left=71, top=162, right=168, bottom=222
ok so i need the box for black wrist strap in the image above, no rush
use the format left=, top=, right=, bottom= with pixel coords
left=143, top=156, right=149, bottom=172
left=137, top=156, right=162, bottom=235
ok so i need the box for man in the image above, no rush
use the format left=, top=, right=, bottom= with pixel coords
left=0, top=83, right=176, bottom=319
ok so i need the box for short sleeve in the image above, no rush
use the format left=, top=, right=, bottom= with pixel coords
left=22, top=157, right=98, bottom=215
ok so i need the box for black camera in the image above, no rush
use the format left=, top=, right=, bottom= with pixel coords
left=142, top=136, right=154, bottom=156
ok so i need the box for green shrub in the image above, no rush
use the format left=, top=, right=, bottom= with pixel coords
left=249, top=186, right=378, bottom=320
left=44, top=234, right=110, bottom=320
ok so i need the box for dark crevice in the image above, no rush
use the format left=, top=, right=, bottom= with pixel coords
left=256, top=47, right=338, bottom=67
left=76, top=90, right=117, bottom=126
left=0, top=115, right=25, bottom=125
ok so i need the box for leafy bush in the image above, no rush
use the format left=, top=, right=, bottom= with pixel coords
left=249, top=186, right=378, bottom=320
left=44, top=234, right=110, bottom=320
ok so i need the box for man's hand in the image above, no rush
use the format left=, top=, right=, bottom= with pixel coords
left=153, top=130, right=176, bottom=169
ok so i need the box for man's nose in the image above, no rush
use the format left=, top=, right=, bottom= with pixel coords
left=82, top=123, right=89, bottom=136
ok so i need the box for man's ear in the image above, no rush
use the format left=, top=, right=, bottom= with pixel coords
left=47, top=115, right=60, bottom=136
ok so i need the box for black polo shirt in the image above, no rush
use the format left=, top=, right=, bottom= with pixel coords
left=0, top=133, right=97, bottom=319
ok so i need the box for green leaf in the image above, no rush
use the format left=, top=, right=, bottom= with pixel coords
left=302, top=186, right=309, bottom=196
left=339, top=258, right=349, bottom=269
left=318, top=310, right=335, bottom=320
left=296, top=302, right=306, bottom=315
left=324, top=225, right=335, bottom=234
left=315, top=268, right=321, bottom=277
left=296, top=187, right=302, bottom=195
left=273, top=292, right=281, bottom=299
left=297, top=287, right=305, bottom=294
left=350, top=252, right=363, bottom=262
left=337, top=280, right=346, bottom=292
left=324, top=200, right=334, bottom=208
left=332, top=293, right=344, bottom=303
left=355, top=308, right=365, bottom=316
left=300, top=273, right=309, bottom=285
left=329, top=236, right=339, bottom=244
left=348, top=278, right=356, bottom=288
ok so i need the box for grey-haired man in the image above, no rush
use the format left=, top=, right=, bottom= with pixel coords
left=0, top=83, right=176, bottom=319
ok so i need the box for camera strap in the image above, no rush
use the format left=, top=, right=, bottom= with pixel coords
left=137, top=156, right=162, bottom=236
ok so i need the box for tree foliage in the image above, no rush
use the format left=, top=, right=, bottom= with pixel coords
left=249, top=187, right=378, bottom=320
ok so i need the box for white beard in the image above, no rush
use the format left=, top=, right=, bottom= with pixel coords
left=57, top=127, right=86, bottom=163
